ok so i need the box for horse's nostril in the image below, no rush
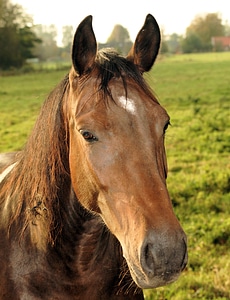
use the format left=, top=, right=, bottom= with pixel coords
left=141, top=235, right=188, bottom=280
left=141, top=242, right=157, bottom=278
left=144, top=243, right=155, bottom=275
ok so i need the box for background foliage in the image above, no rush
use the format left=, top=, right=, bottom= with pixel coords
left=0, top=52, right=229, bottom=299
left=0, top=0, right=40, bottom=69
left=182, top=13, right=225, bottom=52
left=1, top=0, right=230, bottom=70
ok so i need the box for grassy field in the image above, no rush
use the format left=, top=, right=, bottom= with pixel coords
left=0, top=52, right=230, bottom=299
left=0, top=70, right=68, bottom=151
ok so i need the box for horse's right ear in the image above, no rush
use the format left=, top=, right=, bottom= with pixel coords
left=127, top=14, right=161, bottom=73
left=72, top=15, right=97, bottom=76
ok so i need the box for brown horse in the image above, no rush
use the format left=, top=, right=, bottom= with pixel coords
left=0, top=14, right=187, bottom=299
left=0, top=152, right=18, bottom=174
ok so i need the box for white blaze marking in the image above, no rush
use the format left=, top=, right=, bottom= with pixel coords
left=118, top=96, right=136, bottom=115
left=0, top=162, right=17, bottom=183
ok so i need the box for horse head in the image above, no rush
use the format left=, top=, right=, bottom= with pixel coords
left=67, top=14, right=187, bottom=289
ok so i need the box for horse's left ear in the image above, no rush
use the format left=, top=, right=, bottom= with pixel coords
left=127, top=14, right=161, bottom=73
left=72, top=15, right=97, bottom=75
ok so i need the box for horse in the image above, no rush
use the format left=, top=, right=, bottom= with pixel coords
left=0, top=14, right=187, bottom=299
left=0, top=152, right=19, bottom=174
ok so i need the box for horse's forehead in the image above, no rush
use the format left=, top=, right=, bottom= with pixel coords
left=108, top=79, right=166, bottom=118
left=117, top=96, right=137, bottom=115
left=73, top=75, right=168, bottom=126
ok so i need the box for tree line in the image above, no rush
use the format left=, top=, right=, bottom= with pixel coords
left=162, top=13, right=230, bottom=54
left=0, top=0, right=229, bottom=70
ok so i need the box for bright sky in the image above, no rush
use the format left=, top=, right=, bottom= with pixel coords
left=14, top=0, right=230, bottom=45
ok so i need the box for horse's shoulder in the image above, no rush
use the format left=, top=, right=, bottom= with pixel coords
left=0, top=152, right=19, bottom=173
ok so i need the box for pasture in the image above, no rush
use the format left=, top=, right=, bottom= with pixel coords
left=0, top=52, right=230, bottom=299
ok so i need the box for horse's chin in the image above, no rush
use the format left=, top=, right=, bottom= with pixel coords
left=127, top=261, right=181, bottom=289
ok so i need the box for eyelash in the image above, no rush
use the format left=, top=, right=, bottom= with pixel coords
left=79, top=130, right=98, bottom=142
left=163, top=121, right=171, bottom=134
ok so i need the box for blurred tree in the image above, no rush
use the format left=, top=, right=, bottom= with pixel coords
left=160, top=40, right=168, bottom=53
left=159, top=28, right=169, bottom=54
left=167, top=33, right=182, bottom=53
left=182, top=33, right=202, bottom=53
left=224, top=22, right=230, bottom=36
left=62, top=25, right=73, bottom=51
left=60, top=25, right=74, bottom=61
left=106, top=24, right=132, bottom=54
left=0, top=0, right=40, bottom=69
left=32, top=24, right=59, bottom=61
left=183, top=13, right=224, bottom=52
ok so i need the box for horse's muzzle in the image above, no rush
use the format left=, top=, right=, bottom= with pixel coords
left=128, top=230, right=188, bottom=289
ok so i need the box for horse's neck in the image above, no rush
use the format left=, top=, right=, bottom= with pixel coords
left=58, top=190, right=121, bottom=265
left=45, top=194, right=126, bottom=295
left=6, top=188, right=142, bottom=298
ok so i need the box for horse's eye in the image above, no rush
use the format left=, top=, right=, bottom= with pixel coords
left=163, top=121, right=170, bottom=134
left=80, top=130, right=98, bottom=142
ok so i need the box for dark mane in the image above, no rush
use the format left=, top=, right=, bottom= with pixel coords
left=0, top=75, right=70, bottom=245
left=95, top=49, right=156, bottom=101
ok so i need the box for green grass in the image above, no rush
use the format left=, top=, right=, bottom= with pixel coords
left=144, top=52, right=230, bottom=299
left=0, top=53, right=230, bottom=299
left=0, top=70, right=69, bottom=151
